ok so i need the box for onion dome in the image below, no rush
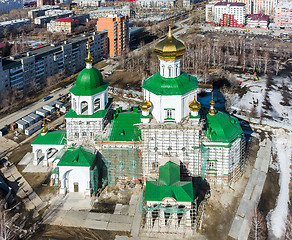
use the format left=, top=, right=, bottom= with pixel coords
left=189, top=98, right=201, bottom=112
left=208, top=94, right=216, bottom=116
left=41, top=118, right=48, bottom=134
left=70, top=38, right=109, bottom=96
left=154, top=24, right=186, bottom=61
left=140, top=98, right=152, bottom=112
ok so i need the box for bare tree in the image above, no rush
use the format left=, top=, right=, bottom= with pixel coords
left=0, top=203, right=17, bottom=240
left=285, top=213, right=292, bottom=240
left=250, top=207, right=267, bottom=240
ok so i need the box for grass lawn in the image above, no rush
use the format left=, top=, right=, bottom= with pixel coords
left=94, top=60, right=108, bottom=69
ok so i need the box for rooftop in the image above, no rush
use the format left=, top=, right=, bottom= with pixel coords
left=247, top=14, right=269, bottom=21
left=56, top=18, right=79, bottom=23
left=108, top=109, right=141, bottom=142
left=215, top=2, right=245, bottom=7
left=31, top=130, right=66, bottom=145
left=144, top=161, right=194, bottom=202
left=57, top=145, right=97, bottom=167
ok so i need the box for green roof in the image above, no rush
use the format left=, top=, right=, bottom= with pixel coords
left=205, top=111, right=243, bottom=143
left=144, top=161, right=194, bottom=202
left=142, top=72, right=198, bottom=95
left=70, top=67, right=109, bottom=96
left=31, top=130, right=66, bottom=145
left=108, top=111, right=141, bottom=141
left=57, top=145, right=96, bottom=167
left=65, top=98, right=112, bottom=119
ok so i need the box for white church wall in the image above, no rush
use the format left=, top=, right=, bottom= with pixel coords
left=59, top=166, right=90, bottom=193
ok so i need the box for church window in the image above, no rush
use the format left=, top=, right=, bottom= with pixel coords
left=82, top=132, right=87, bottom=136
left=208, top=161, right=216, bottom=170
left=165, top=109, right=174, bottom=119
left=94, top=98, right=100, bottom=112
left=73, top=99, right=76, bottom=110
left=176, top=65, right=179, bottom=75
left=75, top=132, right=79, bottom=137
left=81, top=101, right=88, bottom=114
left=162, top=65, right=165, bottom=76
left=152, top=161, right=159, bottom=170
left=90, top=132, right=93, bottom=137
left=168, top=67, right=171, bottom=77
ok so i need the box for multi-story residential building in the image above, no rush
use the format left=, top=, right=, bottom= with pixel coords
left=206, top=2, right=216, bottom=23
left=28, top=6, right=61, bottom=19
left=246, top=14, right=269, bottom=28
left=0, top=0, right=23, bottom=14
left=226, top=0, right=278, bottom=15
left=136, top=0, right=176, bottom=7
left=274, top=1, right=292, bottom=29
left=0, top=19, right=31, bottom=37
left=89, top=6, right=133, bottom=19
left=0, top=32, right=108, bottom=93
left=48, top=18, right=79, bottom=33
left=96, top=14, right=129, bottom=57
left=214, top=2, right=246, bottom=27
left=34, top=10, right=74, bottom=27
left=73, top=0, right=101, bottom=7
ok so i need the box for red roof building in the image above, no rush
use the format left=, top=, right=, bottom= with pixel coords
left=246, top=14, right=269, bottom=28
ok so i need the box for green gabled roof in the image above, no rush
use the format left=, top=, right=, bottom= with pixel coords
left=57, top=145, right=96, bottom=167
left=70, top=67, right=109, bottom=96
left=108, top=111, right=141, bottom=141
left=159, top=161, right=180, bottom=185
left=205, top=111, right=243, bottom=143
left=65, top=98, right=112, bottom=119
left=31, top=130, right=66, bottom=145
left=144, top=161, right=194, bottom=202
left=142, top=72, right=198, bottom=95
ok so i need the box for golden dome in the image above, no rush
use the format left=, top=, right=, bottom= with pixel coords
left=208, top=94, right=216, bottom=116
left=189, top=99, right=201, bottom=112
left=140, top=99, right=152, bottom=112
left=154, top=24, right=186, bottom=61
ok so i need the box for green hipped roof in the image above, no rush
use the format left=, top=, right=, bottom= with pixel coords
left=142, top=72, right=198, bottom=95
left=57, top=145, right=96, bottom=167
left=205, top=111, right=243, bottom=143
left=108, top=112, right=141, bottom=141
left=70, top=67, right=109, bottom=96
left=31, top=130, right=66, bottom=145
left=65, top=98, right=112, bottom=119
left=144, top=161, right=194, bottom=202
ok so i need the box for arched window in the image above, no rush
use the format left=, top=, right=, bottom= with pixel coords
left=176, top=64, right=179, bottom=76
left=73, top=98, right=76, bottom=110
left=94, top=98, right=100, bottom=112
left=81, top=101, right=88, bottom=115
left=168, top=67, right=171, bottom=77
left=162, top=65, right=165, bottom=76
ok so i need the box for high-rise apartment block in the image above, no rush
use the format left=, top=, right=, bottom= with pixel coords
left=96, top=14, right=129, bottom=57
left=0, top=32, right=107, bottom=93
left=214, top=2, right=246, bottom=27
left=274, top=2, right=292, bottom=29
left=222, top=0, right=278, bottom=15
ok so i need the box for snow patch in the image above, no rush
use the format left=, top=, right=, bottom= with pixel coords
left=268, top=130, right=292, bottom=238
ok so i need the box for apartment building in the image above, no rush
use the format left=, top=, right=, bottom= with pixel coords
left=214, top=2, right=246, bottom=27
left=246, top=14, right=269, bottom=28
left=274, top=2, right=292, bottom=29
left=89, top=6, right=133, bottom=19
left=48, top=18, right=79, bottom=33
left=96, top=14, right=129, bottom=57
left=28, top=6, right=61, bottom=19
left=34, top=10, right=73, bottom=27
left=225, top=0, right=278, bottom=15
left=0, top=32, right=108, bottom=92
left=0, top=19, right=31, bottom=36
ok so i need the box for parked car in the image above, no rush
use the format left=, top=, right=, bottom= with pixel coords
left=42, top=96, right=53, bottom=102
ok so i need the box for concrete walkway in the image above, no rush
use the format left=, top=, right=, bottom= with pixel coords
left=43, top=191, right=142, bottom=233
left=228, top=138, right=272, bottom=240
left=1, top=162, right=46, bottom=215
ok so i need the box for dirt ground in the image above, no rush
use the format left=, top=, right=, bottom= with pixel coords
left=32, top=225, right=129, bottom=240
left=201, top=137, right=259, bottom=240
left=106, top=71, right=141, bottom=91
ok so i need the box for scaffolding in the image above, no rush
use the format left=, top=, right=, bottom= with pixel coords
left=101, top=147, right=142, bottom=185
left=141, top=201, right=197, bottom=234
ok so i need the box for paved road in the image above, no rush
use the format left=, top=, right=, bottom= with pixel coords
left=0, top=86, right=70, bottom=130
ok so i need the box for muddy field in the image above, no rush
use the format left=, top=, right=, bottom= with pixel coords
left=32, top=225, right=129, bottom=240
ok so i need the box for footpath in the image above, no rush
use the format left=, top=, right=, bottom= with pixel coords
left=228, top=138, right=272, bottom=240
